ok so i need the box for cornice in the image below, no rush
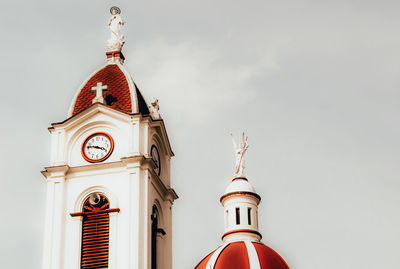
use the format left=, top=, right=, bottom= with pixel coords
left=221, top=229, right=262, bottom=241
left=49, top=103, right=134, bottom=132
left=41, top=165, right=70, bottom=179
left=120, top=155, right=149, bottom=168
left=220, top=191, right=261, bottom=204
left=142, top=114, right=174, bottom=157
left=41, top=156, right=178, bottom=203
left=147, top=162, right=179, bottom=204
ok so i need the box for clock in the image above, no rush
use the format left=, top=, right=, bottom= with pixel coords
left=81, top=132, right=114, bottom=163
left=150, top=145, right=161, bottom=176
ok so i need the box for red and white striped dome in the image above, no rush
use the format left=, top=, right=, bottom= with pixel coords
left=195, top=241, right=289, bottom=269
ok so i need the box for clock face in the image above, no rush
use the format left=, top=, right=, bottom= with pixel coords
left=151, top=145, right=161, bottom=176
left=82, top=132, right=114, bottom=163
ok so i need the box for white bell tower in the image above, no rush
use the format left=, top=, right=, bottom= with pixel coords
left=41, top=7, right=178, bottom=269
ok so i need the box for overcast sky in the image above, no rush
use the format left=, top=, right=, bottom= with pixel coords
left=1, top=0, right=400, bottom=268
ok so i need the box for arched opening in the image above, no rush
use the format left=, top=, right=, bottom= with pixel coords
left=247, top=207, right=252, bottom=225
left=235, top=207, right=240, bottom=225
left=151, top=205, right=158, bottom=269
left=151, top=205, right=166, bottom=269
left=80, top=194, right=110, bottom=269
left=225, top=210, right=229, bottom=228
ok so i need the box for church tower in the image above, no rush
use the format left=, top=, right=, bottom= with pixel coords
left=41, top=7, right=178, bottom=269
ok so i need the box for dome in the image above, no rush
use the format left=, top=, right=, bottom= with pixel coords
left=224, top=178, right=256, bottom=195
left=68, top=52, right=150, bottom=117
left=195, top=241, right=289, bottom=269
left=220, top=177, right=261, bottom=205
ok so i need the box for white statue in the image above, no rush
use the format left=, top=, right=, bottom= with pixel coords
left=107, top=7, right=125, bottom=51
left=151, top=98, right=161, bottom=119
left=231, top=132, right=249, bottom=177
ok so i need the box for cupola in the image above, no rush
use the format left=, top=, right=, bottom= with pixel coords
left=195, top=133, right=290, bottom=269
left=220, top=177, right=262, bottom=243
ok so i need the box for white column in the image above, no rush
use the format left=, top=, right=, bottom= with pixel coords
left=42, top=165, right=68, bottom=269
left=51, top=178, right=66, bottom=269
left=129, top=170, right=141, bottom=268
left=42, top=180, right=55, bottom=269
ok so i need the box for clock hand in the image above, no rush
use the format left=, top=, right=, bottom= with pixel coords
left=86, top=145, right=107, bottom=152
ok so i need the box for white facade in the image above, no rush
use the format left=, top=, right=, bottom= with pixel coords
left=42, top=100, right=177, bottom=268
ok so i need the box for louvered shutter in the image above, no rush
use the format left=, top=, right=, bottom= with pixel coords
left=80, top=195, right=110, bottom=269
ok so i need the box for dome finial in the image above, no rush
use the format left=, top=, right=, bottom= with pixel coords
left=230, top=132, right=249, bottom=178
left=107, top=6, right=125, bottom=51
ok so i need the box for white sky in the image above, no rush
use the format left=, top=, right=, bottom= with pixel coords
left=1, top=0, right=399, bottom=268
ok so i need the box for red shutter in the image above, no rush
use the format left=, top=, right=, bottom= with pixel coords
left=80, top=195, right=110, bottom=269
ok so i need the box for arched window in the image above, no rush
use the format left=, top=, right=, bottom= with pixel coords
left=151, top=205, right=166, bottom=269
left=80, top=194, right=110, bottom=269
left=70, top=192, right=120, bottom=269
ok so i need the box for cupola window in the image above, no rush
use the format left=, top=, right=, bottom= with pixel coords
left=235, top=207, right=240, bottom=225
left=225, top=210, right=229, bottom=228
left=248, top=207, right=252, bottom=225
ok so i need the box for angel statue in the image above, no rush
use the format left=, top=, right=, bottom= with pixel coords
left=231, top=132, right=249, bottom=177
left=107, top=6, right=125, bottom=51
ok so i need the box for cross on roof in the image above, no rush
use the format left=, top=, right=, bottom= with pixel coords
left=91, top=82, right=108, bottom=104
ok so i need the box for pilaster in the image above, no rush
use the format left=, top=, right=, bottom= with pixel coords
left=41, top=165, right=69, bottom=269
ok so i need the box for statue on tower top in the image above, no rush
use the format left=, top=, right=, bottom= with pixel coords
left=231, top=132, right=249, bottom=178
left=107, top=6, right=125, bottom=51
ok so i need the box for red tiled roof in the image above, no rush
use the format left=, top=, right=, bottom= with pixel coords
left=72, top=64, right=132, bottom=115
left=195, top=241, right=289, bottom=269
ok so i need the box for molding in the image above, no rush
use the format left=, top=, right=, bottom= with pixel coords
left=220, top=191, right=261, bottom=203
left=121, top=155, right=178, bottom=203
left=120, top=155, right=148, bottom=169
left=232, top=177, right=248, bottom=182
left=74, top=185, right=119, bottom=212
left=50, top=103, right=133, bottom=132
left=70, top=208, right=120, bottom=217
left=147, top=157, right=179, bottom=203
left=67, top=161, right=125, bottom=176
left=166, top=188, right=179, bottom=203
left=221, top=229, right=262, bottom=240
left=143, top=115, right=174, bottom=157
left=41, top=165, right=70, bottom=178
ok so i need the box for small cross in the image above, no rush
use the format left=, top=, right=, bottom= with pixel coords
left=91, top=82, right=108, bottom=104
